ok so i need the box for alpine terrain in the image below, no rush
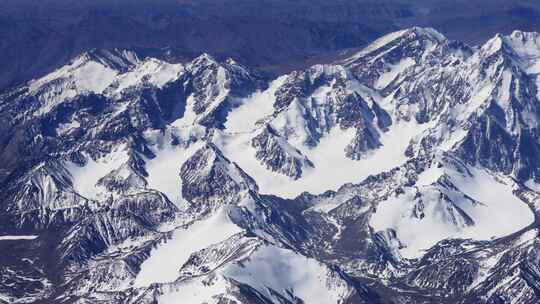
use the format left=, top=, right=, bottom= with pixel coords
left=3, top=27, right=540, bottom=304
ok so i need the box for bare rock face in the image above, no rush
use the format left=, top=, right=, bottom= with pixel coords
left=181, top=143, right=258, bottom=212
left=251, top=125, right=313, bottom=179
left=187, top=54, right=261, bottom=128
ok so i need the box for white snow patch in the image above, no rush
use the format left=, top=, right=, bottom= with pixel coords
left=224, top=76, right=287, bottom=133
left=66, top=61, right=118, bottom=93
left=134, top=207, right=242, bottom=287
left=66, top=147, right=129, bottom=200
left=527, top=60, right=540, bottom=74
left=525, top=179, right=540, bottom=192
left=375, top=57, right=416, bottom=89
left=160, top=276, right=233, bottom=304
left=56, top=120, right=81, bottom=135
left=0, top=235, right=38, bottom=241
left=217, top=120, right=424, bottom=198
left=160, top=244, right=352, bottom=304
left=504, top=31, right=540, bottom=74
left=371, top=165, right=535, bottom=258
left=221, top=244, right=351, bottom=303
left=267, top=98, right=313, bottom=148
left=370, top=187, right=464, bottom=258
left=109, top=58, right=184, bottom=95
left=344, top=29, right=410, bottom=64
left=481, top=35, right=504, bottom=58
left=29, top=56, right=119, bottom=115
left=416, top=163, right=445, bottom=186
left=144, top=130, right=204, bottom=206
left=171, top=95, right=198, bottom=127
left=30, top=57, right=118, bottom=95
left=498, top=70, right=512, bottom=108
left=451, top=84, right=494, bottom=122
left=454, top=168, right=534, bottom=238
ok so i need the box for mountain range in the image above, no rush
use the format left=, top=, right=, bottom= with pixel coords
left=4, top=0, right=540, bottom=91
left=2, top=26, right=540, bottom=303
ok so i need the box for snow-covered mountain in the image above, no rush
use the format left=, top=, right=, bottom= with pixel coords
left=2, top=27, right=540, bottom=303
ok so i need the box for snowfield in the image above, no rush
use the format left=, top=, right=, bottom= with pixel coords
left=371, top=163, right=535, bottom=258
left=217, top=119, right=429, bottom=198
left=134, top=207, right=242, bottom=287
left=159, top=243, right=353, bottom=304
left=65, top=147, right=129, bottom=201
left=144, top=127, right=206, bottom=207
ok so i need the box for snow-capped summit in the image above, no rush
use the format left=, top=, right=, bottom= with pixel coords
left=344, top=27, right=447, bottom=65
left=479, top=30, right=540, bottom=75
left=29, top=49, right=139, bottom=93
left=25, top=49, right=138, bottom=114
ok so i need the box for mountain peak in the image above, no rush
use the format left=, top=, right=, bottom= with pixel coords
left=190, top=53, right=219, bottom=67
left=503, top=30, right=540, bottom=58
left=479, top=30, right=540, bottom=73
left=344, top=27, right=447, bottom=64
left=406, top=26, right=447, bottom=42
left=180, top=143, right=259, bottom=212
